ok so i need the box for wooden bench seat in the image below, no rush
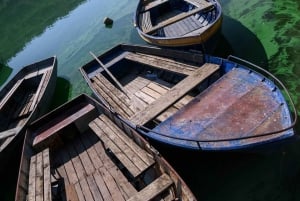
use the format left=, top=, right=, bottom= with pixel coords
left=127, top=173, right=173, bottom=201
left=32, top=103, right=96, bottom=149
left=130, top=63, right=220, bottom=125
left=125, top=52, right=197, bottom=75
left=92, top=74, right=137, bottom=118
left=89, top=114, right=155, bottom=178
left=28, top=148, right=51, bottom=201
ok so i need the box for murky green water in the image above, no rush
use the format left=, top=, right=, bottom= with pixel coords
left=1, top=0, right=300, bottom=200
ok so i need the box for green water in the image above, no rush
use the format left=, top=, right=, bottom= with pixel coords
left=1, top=0, right=300, bottom=200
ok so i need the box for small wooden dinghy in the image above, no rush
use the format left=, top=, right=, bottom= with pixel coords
left=134, top=0, right=222, bottom=47
left=15, top=94, right=196, bottom=201
left=0, top=57, right=57, bottom=156
left=80, top=44, right=296, bottom=151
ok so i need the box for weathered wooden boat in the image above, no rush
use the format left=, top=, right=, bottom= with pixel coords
left=0, top=57, right=57, bottom=157
left=80, top=44, right=296, bottom=151
left=15, top=94, right=196, bottom=201
left=134, top=0, right=222, bottom=47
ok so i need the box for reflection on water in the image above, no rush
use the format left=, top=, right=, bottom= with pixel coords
left=0, top=0, right=85, bottom=63
left=1, top=0, right=300, bottom=200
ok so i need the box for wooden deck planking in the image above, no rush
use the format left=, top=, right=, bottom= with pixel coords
left=74, top=183, right=85, bottom=201
left=86, top=174, right=104, bottom=201
left=92, top=75, right=133, bottom=118
left=28, top=148, right=51, bottom=201
left=73, top=137, right=95, bottom=176
left=79, top=133, right=104, bottom=169
left=79, top=178, right=95, bottom=201
left=93, top=170, right=113, bottom=201
left=130, top=63, right=220, bottom=125
left=145, top=3, right=213, bottom=34
left=65, top=184, right=80, bottom=201
left=28, top=153, right=37, bottom=201
left=65, top=143, right=86, bottom=181
left=58, top=148, right=79, bottom=184
left=42, top=149, right=51, bottom=201
left=98, top=167, right=126, bottom=201
left=95, top=74, right=138, bottom=113
left=127, top=173, right=173, bottom=201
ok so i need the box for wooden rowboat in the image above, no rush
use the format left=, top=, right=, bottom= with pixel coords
left=80, top=44, right=296, bottom=151
left=0, top=57, right=57, bottom=157
left=15, top=94, right=196, bottom=201
left=134, top=0, right=222, bottom=47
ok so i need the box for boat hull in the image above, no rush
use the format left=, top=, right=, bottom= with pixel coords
left=134, top=0, right=222, bottom=47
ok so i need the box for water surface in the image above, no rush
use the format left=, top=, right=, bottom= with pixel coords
left=1, top=0, right=300, bottom=200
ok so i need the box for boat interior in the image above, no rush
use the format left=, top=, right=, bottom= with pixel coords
left=89, top=50, right=221, bottom=128
left=16, top=96, right=193, bottom=201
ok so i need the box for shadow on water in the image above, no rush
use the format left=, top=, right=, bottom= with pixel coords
left=49, top=77, right=72, bottom=110
left=214, top=15, right=269, bottom=69
left=0, top=63, right=12, bottom=87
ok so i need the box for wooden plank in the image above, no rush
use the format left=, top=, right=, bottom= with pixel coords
left=59, top=149, right=79, bottom=184
left=134, top=91, right=155, bottom=104
left=95, top=75, right=138, bottom=114
left=142, top=0, right=169, bottom=11
left=92, top=76, right=133, bottom=118
left=93, top=170, right=113, bottom=201
left=125, top=53, right=196, bottom=75
left=29, top=70, right=50, bottom=112
left=87, top=174, right=104, bottom=201
left=107, top=167, right=138, bottom=199
left=65, top=184, right=80, bottom=201
left=89, top=121, right=141, bottom=178
left=127, top=173, right=173, bottom=201
left=28, top=154, right=37, bottom=201
left=43, top=148, right=51, bottom=201
left=130, top=63, right=220, bottom=125
left=99, top=167, right=125, bottom=201
left=80, top=133, right=103, bottom=169
left=73, top=137, right=95, bottom=176
left=99, top=115, right=154, bottom=166
left=0, top=79, right=23, bottom=110
left=79, top=178, right=95, bottom=201
left=35, top=151, right=44, bottom=201
left=74, top=183, right=85, bottom=201
left=66, top=143, right=86, bottom=181
left=86, top=132, right=115, bottom=170
left=93, top=79, right=130, bottom=118
left=145, top=3, right=213, bottom=34
left=95, top=116, right=149, bottom=170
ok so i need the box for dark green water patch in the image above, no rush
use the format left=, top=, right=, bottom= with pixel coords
left=0, top=0, right=84, bottom=63
left=48, top=77, right=72, bottom=110
left=0, top=63, right=12, bottom=87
